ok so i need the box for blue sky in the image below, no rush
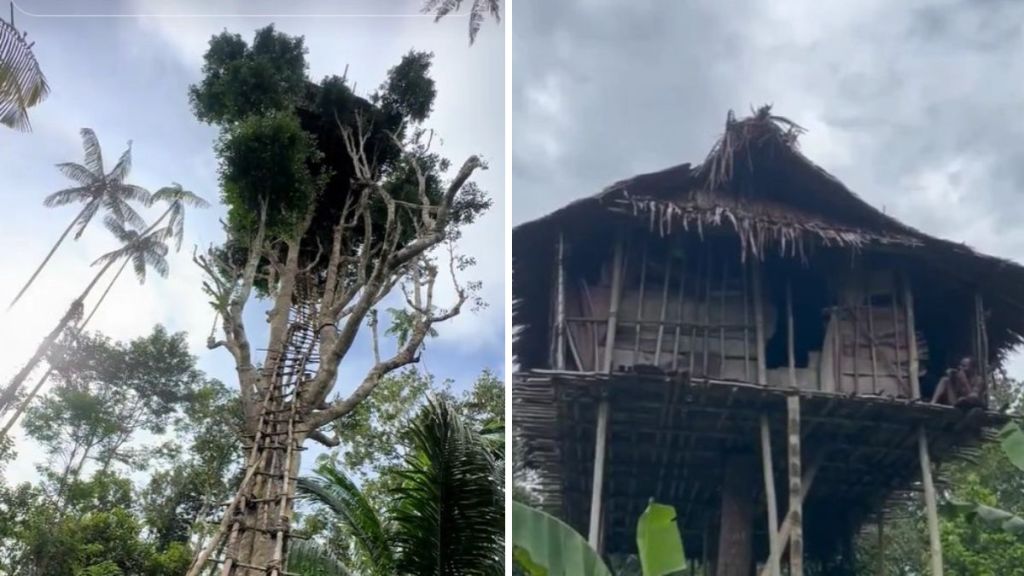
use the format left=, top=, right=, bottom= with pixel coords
left=0, top=0, right=504, bottom=483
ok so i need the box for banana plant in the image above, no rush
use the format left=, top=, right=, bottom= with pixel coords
left=512, top=499, right=685, bottom=576
left=942, top=421, right=1024, bottom=533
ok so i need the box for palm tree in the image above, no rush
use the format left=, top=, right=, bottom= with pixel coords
left=424, top=0, right=501, bottom=44
left=81, top=183, right=207, bottom=327
left=290, top=397, right=504, bottom=575
left=0, top=186, right=207, bottom=437
left=0, top=219, right=169, bottom=423
left=0, top=14, right=49, bottom=131
left=8, top=128, right=150, bottom=309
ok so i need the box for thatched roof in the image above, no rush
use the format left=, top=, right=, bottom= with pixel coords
left=513, top=106, right=1024, bottom=368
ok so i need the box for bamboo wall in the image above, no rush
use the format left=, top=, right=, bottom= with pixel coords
left=553, top=236, right=939, bottom=400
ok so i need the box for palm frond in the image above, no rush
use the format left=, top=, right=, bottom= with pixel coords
left=79, top=128, right=104, bottom=175
left=297, top=463, right=395, bottom=573
left=0, top=17, right=49, bottom=131
left=43, top=185, right=91, bottom=208
left=286, top=539, right=355, bottom=576
left=390, top=397, right=504, bottom=575
left=426, top=0, right=462, bottom=21
left=74, top=199, right=102, bottom=239
left=55, top=162, right=99, bottom=187
left=107, top=140, right=133, bottom=184
left=104, top=194, right=147, bottom=230
left=101, top=215, right=136, bottom=244
left=152, top=183, right=210, bottom=208
left=131, top=251, right=147, bottom=282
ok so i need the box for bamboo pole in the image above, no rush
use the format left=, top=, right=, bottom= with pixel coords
left=655, top=252, right=673, bottom=366
left=589, top=235, right=625, bottom=550
left=743, top=261, right=751, bottom=381
left=703, top=254, right=711, bottom=375
left=671, top=251, right=687, bottom=372
left=787, top=394, right=803, bottom=576
left=760, top=415, right=781, bottom=576
left=634, top=241, right=649, bottom=366
left=891, top=281, right=904, bottom=393
left=719, top=261, right=727, bottom=369
left=867, top=285, right=878, bottom=394
left=787, top=280, right=796, bottom=388
left=918, top=427, right=944, bottom=575
left=757, top=456, right=821, bottom=576
left=975, top=292, right=989, bottom=386
left=556, top=234, right=566, bottom=370
left=903, top=274, right=920, bottom=399
left=589, top=396, right=610, bottom=550
left=752, top=259, right=767, bottom=385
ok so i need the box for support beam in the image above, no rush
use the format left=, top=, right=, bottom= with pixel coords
left=555, top=233, right=566, bottom=370
left=752, top=260, right=767, bottom=385
left=918, top=427, right=944, bottom=576
left=786, top=394, right=803, bottom=576
left=760, top=416, right=781, bottom=576
left=589, top=234, right=625, bottom=551
left=758, top=456, right=821, bottom=576
left=903, top=274, right=920, bottom=399
left=588, top=396, right=610, bottom=550
left=716, top=455, right=756, bottom=576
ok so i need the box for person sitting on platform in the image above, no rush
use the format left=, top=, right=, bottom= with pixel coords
left=930, top=356, right=987, bottom=409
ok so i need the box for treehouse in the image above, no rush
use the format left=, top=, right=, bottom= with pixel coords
left=512, top=108, right=1024, bottom=575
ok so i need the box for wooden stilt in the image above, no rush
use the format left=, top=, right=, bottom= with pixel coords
left=588, top=395, right=610, bottom=550
left=589, top=234, right=625, bottom=550
left=760, top=416, right=781, bottom=576
left=556, top=234, right=566, bottom=370
left=918, top=427, right=944, bottom=575
left=903, top=274, right=920, bottom=399
left=757, top=455, right=822, bottom=576
left=786, top=394, right=803, bottom=576
left=752, top=260, right=767, bottom=385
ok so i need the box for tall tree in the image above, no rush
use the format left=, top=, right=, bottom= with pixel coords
left=185, top=26, right=490, bottom=571
left=9, top=128, right=150, bottom=309
left=0, top=14, right=49, bottom=131
left=292, top=397, right=504, bottom=576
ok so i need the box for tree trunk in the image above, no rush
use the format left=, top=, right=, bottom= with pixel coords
left=8, top=206, right=87, bottom=309
left=717, top=455, right=756, bottom=576
left=0, top=259, right=115, bottom=418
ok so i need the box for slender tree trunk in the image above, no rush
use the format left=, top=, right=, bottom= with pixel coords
left=8, top=206, right=87, bottom=309
left=0, top=260, right=129, bottom=438
left=0, top=258, right=116, bottom=416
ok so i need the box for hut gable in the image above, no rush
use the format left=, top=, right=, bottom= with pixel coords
left=513, top=106, right=1024, bottom=373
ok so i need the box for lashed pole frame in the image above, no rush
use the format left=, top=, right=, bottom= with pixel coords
left=785, top=279, right=803, bottom=576
left=588, top=233, right=625, bottom=550
left=903, top=272, right=943, bottom=574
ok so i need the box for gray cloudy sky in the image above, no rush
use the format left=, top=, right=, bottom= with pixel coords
left=0, top=0, right=503, bottom=483
left=512, top=0, right=1024, bottom=376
